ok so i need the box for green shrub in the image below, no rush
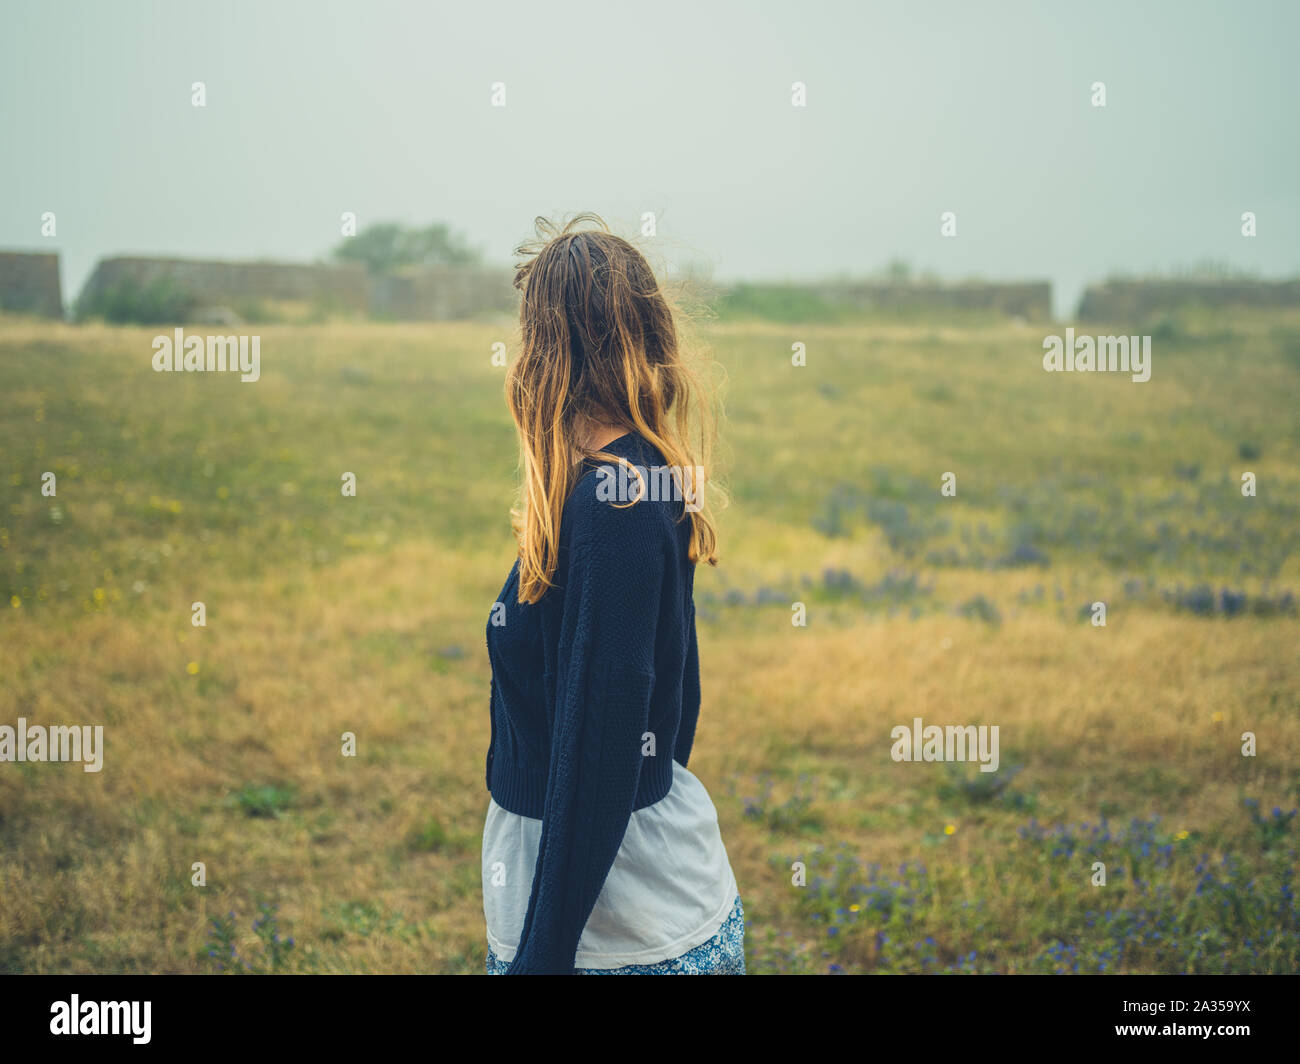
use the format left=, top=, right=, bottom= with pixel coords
left=77, top=275, right=197, bottom=324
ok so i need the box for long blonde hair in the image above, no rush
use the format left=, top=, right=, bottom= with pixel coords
left=506, top=213, right=720, bottom=603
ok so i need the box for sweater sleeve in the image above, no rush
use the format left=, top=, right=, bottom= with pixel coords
left=504, top=484, right=666, bottom=974
left=673, top=604, right=700, bottom=767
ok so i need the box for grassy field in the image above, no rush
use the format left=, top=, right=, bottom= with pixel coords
left=1, top=307, right=1298, bottom=974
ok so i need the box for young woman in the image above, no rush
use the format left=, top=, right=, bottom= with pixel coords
left=481, top=214, right=742, bottom=975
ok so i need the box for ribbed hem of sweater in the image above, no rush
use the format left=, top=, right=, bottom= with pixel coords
left=489, top=748, right=676, bottom=819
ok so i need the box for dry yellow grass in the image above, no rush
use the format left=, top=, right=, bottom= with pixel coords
left=1, top=310, right=1297, bottom=973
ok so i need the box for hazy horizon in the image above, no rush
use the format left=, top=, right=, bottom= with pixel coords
left=2, top=0, right=1297, bottom=317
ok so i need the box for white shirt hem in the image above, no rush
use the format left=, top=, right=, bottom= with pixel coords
left=489, top=865, right=739, bottom=969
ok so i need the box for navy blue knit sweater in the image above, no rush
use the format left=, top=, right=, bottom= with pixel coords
left=485, top=431, right=701, bottom=974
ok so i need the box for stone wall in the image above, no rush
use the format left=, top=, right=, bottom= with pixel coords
left=369, top=266, right=518, bottom=320
left=77, top=256, right=372, bottom=314
left=1078, top=280, right=1300, bottom=321
left=733, top=279, right=1053, bottom=319
left=66, top=256, right=1300, bottom=327
left=829, top=281, right=1051, bottom=318
left=75, top=256, right=520, bottom=320
left=0, top=250, right=63, bottom=318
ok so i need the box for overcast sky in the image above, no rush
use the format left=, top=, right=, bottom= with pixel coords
left=2, top=0, right=1296, bottom=316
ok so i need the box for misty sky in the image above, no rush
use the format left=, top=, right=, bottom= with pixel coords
left=2, top=0, right=1296, bottom=317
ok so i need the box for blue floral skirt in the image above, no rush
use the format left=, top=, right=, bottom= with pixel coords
left=486, top=894, right=746, bottom=974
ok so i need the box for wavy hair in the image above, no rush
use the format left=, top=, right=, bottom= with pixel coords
left=506, top=213, right=720, bottom=603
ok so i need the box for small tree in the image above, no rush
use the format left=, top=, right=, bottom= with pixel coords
left=333, top=222, right=482, bottom=274
left=884, top=259, right=912, bottom=283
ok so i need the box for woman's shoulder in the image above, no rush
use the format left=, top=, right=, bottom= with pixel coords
left=564, top=436, right=681, bottom=545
